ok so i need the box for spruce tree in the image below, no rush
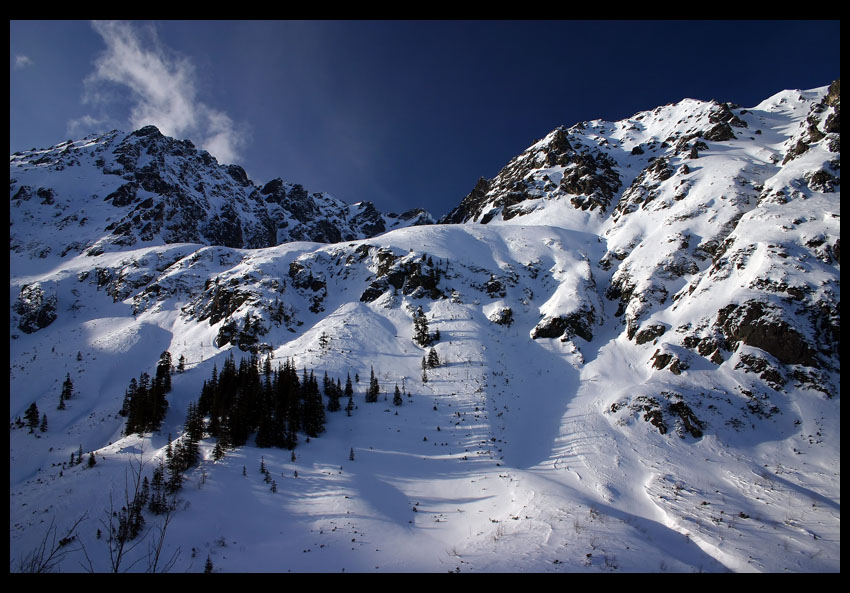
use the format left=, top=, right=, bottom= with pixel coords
left=345, top=373, right=354, bottom=399
left=149, top=461, right=167, bottom=514
left=326, top=372, right=341, bottom=412
left=40, top=413, right=48, bottom=433
left=344, top=373, right=354, bottom=415
left=61, top=373, right=74, bottom=403
left=427, top=348, right=440, bottom=369
left=119, top=378, right=137, bottom=417
left=24, top=402, right=39, bottom=432
left=366, top=366, right=379, bottom=403
left=302, top=370, right=326, bottom=437
left=166, top=442, right=183, bottom=494
left=393, top=384, right=403, bottom=406
left=413, top=307, right=431, bottom=347
left=182, top=402, right=202, bottom=469
left=204, top=555, right=213, bottom=573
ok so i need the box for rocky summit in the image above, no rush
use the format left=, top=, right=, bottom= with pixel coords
left=9, top=81, right=839, bottom=573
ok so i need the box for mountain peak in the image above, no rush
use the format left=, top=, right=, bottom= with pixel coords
left=10, top=126, right=434, bottom=258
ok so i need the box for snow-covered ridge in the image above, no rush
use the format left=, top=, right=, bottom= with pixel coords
left=10, top=125, right=434, bottom=260
left=10, top=81, right=839, bottom=573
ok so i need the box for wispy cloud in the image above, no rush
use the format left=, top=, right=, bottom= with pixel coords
left=70, top=20, right=249, bottom=164
left=14, top=55, right=33, bottom=69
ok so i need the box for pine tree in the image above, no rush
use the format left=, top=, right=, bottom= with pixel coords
left=151, top=351, right=173, bottom=428
left=177, top=354, right=186, bottom=373
left=393, top=384, right=403, bottom=406
left=413, top=307, right=431, bottom=347
left=61, top=373, right=74, bottom=403
left=182, top=402, right=203, bottom=469
left=366, top=366, right=379, bottom=403
left=139, top=477, right=150, bottom=512
left=149, top=461, right=167, bottom=514
left=87, top=452, right=96, bottom=467
left=213, top=442, right=225, bottom=461
left=427, top=347, right=440, bottom=369
left=40, top=413, right=48, bottom=433
left=24, top=402, right=39, bottom=433
left=349, top=447, right=355, bottom=461
left=119, top=378, right=136, bottom=417
left=165, top=441, right=183, bottom=494
left=302, top=370, right=326, bottom=437
left=326, top=372, right=341, bottom=412
left=204, top=555, right=213, bottom=573
left=344, top=373, right=354, bottom=415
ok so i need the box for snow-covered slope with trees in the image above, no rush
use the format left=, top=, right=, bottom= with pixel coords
left=10, top=81, right=839, bottom=573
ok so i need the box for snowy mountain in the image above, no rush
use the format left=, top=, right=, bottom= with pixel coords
left=10, top=124, right=434, bottom=259
left=9, top=81, right=839, bottom=573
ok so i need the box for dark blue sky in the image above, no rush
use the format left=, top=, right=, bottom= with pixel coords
left=10, top=20, right=841, bottom=219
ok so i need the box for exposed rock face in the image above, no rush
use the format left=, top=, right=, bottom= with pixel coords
left=359, top=247, right=446, bottom=303
left=531, top=308, right=595, bottom=342
left=13, top=283, right=57, bottom=334
left=440, top=126, right=622, bottom=224
left=634, top=323, right=667, bottom=345
left=715, top=301, right=819, bottom=367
